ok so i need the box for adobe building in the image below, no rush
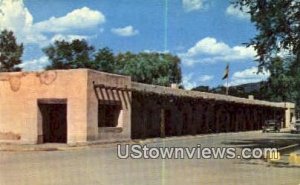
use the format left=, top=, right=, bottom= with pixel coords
left=0, top=69, right=295, bottom=144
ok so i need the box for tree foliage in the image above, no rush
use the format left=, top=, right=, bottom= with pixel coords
left=44, top=39, right=182, bottom=86
left=234, top=0, right=300, bottom=106
left=44, top=39, right=95, bottom=70
left=263, top=57, right=295, bottom=102
left=92, top=47, right=116, bottom=72
left=0, top=30, right=23, bottom=72
left=192, top=86, right=210, bottom=92
left=234, top=0, right=300, bottom=69
left=115, top=52, right=181, bottom=86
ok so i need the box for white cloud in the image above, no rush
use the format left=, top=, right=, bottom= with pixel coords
left=0, top=0, right=105, bottom=46
left=277, top=48, right=293, bottom=58
left=111, top=25, right=139, bottom=37
left=229, top=67, right=269, bottom=86
left=33, top=7, right=105, bottom=33
left=0, top=0, right=106, bottom=71
left=50, top=34, right=89, bottom=43
left=19, top=56, right=50, bottom=71
left=179, top=37, right=256, bottom=66
left=226, top=4, right=250, bottom=20
left=199, top=75, right=213, bottom=82
left=0, top=0, right=47, bottom=44
left=182, top=73, right=197, bottom=90
left=182, top=73, right=213, bottom=90
left=185, top=37, right=230, bottom=57
left=182, top=0, right=208, bottom=12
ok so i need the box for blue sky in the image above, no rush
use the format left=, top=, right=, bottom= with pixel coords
left=0, top=0, right=270, bottom=88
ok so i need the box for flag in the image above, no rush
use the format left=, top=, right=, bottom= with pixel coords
left=222, top=63, right=229, bottom=80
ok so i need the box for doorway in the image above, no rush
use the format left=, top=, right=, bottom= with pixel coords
left=39, top=100, right=67, bottom=143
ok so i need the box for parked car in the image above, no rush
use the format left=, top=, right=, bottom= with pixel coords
left=262, top=120, right=281, bottom=133
left=290, top=120, right=300, bottom=134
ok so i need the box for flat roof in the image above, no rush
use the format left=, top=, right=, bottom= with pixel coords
left=132, top=82, right=293, bottom=109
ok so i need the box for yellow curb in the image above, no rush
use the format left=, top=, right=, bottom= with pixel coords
left=289, top=153, right=300, bottom=165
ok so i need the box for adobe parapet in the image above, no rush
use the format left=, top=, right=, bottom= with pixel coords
left=131, top=82, right=294, bottom=109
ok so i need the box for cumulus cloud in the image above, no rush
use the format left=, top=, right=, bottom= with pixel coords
left=111, top=25, right=139, bottom=37
left=0, top=0, right=107, bottom=71
left=179, top=37, right=256, bottom=66
left=0, top=0, right=47, bottom=44
left=182, top=73, right=213, bottom=90
left=226, top=4, right=250, bottom=20
left=185, top=37, right=230, bottom=57
left=0, top=0, right=105, bottom=46
left=19, top=56, right=50, bottom=71
left=229, top=67, right=269, bottom=86
left=182, top=0, right=208, bottom=12
left=33, top=7, right=105, bottom=33
left=182, top=73, right=197, bottom=90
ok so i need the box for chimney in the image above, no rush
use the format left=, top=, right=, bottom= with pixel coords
left=171, top=83, right=178, bottom=89
left=248, top=95, right=254, bottom=100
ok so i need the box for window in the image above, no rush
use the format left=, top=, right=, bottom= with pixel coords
left=98, top=101, right=122, bottom=127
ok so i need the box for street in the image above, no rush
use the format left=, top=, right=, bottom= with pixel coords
left=1, top=131, right=300, bottom=185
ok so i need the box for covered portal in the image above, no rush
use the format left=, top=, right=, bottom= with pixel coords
left=0, top=69, right=295, bottom=144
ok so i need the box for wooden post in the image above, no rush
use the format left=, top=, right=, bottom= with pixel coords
left=160, top=109, right=165, bottom=138
left=215, top=105, right=220, bottom=133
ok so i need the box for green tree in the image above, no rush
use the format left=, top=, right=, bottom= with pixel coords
left=288, top=55, right=300, bottom=106
left=264, top=57, right=295, bottom=102
left=233, top=0, right=300, bottom=69
left=44, top=39, right=95, bottom=69
left=192, top=86, right=210, bottom=92
left=234, top=0, right=300, bottom=106
left=115, top=52, right=182, bottom=86
left=92, top=47, right=115, bottom=72
left=44, top=39, right=182, bottom=86
left=0, top=30, right=23, bottom=72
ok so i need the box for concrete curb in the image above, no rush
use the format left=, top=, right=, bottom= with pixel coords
left=136, top=130, right=263, bottom=144
left=0, top=130, right=285, bottom=152
left=0, top=140, right=134, bottom=152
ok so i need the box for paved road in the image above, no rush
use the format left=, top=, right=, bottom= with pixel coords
left=1, top=131, right=300, bottom=185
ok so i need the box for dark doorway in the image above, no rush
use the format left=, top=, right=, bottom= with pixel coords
left=39, top=102, right=67, bottom=143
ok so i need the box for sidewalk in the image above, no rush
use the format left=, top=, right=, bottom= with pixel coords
left=0, top=129, right=294, bottom=152
left=0, top=143, right=84, bottom=152
left=0, top=139, right=133, bottom=152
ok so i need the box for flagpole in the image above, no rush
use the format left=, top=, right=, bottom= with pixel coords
left=226, top=77, right=229, bottom=95
left=222, top=63, right=229, bottom=95
left=226, top=63, right=229, bottom=95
